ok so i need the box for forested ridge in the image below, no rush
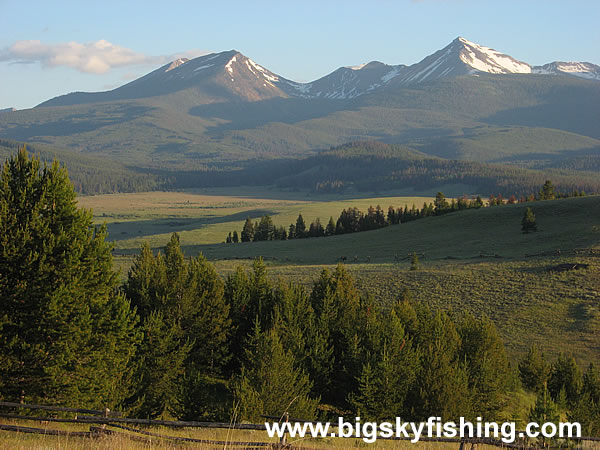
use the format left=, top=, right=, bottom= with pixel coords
left=3, top=140, right=599, bottom=196
left=1, top=150, right=599, bottom=437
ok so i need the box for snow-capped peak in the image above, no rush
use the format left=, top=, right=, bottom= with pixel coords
left=165, top=58, right=189, bottom=72
left=532, top=61, right=600, bottom=81
left=456, top=37, right=531, bottom=74
left=346, top=63, right=368, bottom=71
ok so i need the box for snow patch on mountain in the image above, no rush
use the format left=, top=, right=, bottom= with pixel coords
left=458, top=37, right=531, bottom=74
left=225, top=56, right=237, bottom=74
left=165, top=58, right=189, bottom=72
left=533, top=61, right=600, bottom=81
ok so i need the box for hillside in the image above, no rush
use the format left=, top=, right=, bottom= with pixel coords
left=184, top=195, right=600, bottom=264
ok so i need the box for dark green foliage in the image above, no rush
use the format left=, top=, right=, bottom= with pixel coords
left=126, top=311, right=190, bottom=418
left=528, top=384, right=560, bottom=447
left=295, top=214, right=307, bottom=238
left=434, top=191, right=449, bottom=214
left=548, top=354, right=582, bottom=404
left=124, top=233, right=230, bottom=417
left=174, top=371, right=232, bottom=422
left=521, top=207, right=537, bottom=233
left=540, top=180, right=556, bottom=200
left=458, top=314, right=511, bottom=418
left=233, top=323, right=318, bottom=422
left=0, top=147, right=139, bottom=408
left=410, top=308, right=472, bottom=421
left=410, top=252, right=419, bottom=271
left=570, top=364, right=600, bottom=436
left=519, top=344, right=550, bottom=393
left=254, top=215, right=275, bottom=241
left=241, top=217, right=254, bottom=242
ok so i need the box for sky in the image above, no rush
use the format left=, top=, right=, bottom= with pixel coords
left=1, top=0, right=599, bottom=110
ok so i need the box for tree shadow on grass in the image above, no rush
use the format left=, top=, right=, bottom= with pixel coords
left=106, top=208, right=275, bottom=241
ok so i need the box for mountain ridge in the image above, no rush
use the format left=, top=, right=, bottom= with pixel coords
left=38, top=36, right=600, bottom=107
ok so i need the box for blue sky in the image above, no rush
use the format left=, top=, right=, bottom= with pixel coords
left=1, top=0, right=599, bottom=110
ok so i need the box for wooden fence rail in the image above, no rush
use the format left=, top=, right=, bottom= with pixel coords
left=3, top=401, right=600, bottom=447
left=0, top=400, right=121, bottom=417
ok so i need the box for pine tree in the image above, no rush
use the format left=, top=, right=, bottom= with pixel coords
left=241, top=217, right=254, bottom=242
left=548, top=353, right=582, bottom=404
left=459, top=314, right=511, bottom=419
left=410, top=252, right=419, bottom=271
left=295, top=214, right=307, bottom=238
left=410, top=309, right=472, bottom=421
left=0, top=148, right=139, bottom=408
left=434, top=192, right=449, bottom=214
left=325, top=216, right=336, bottom=236
left=521, top=207, right=537, bottom=233
left=232, top=230, right=239, bottom=243
left=540, top=180, right=555, bottom=200
left=126, top=311, right=191, bottom=418
left=518, top=344, right=550, bottom=392
left=528, top=384, right=559, bottom=447
left=234, top=323, right=318, bottom=422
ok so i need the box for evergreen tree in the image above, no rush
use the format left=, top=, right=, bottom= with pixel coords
left=528, top=384, right=560, bottom=447
left=254, top=215, right=275, bottom=241
left=288, top=223, right=296, bottom=239
left=0, top=148, right=139, bottom=408
left=232, top=230, right=239, bottom=243
left=410, top=309, right=472, bottom=421
left=459, top=314, right=510, bottom=419
left=309, top=217, right=324, bottom=237
left=410, top=252, right=419, bottom=271
left=295, top=214, right=307, bottom=238
left=434, top=192, right=449, bottom=214
left=234, top=323, right=318, bottom=422
left=540, top=180, right=555, bottom=200
left=569, top=364, right=600, bottom=436
left=325, top=216, right=336, bottom=236
left=241, top=217, right=254, bottom=242
left=518, top=344, right=550, bottom=392
left=548, top=354, right=582, bottom=404
left=521, top=207, right=537, bottom=233
left=126, top=311, right=190, bottom=418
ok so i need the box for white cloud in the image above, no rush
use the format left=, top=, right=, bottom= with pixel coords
left=0, top=39, right=208, bottom=74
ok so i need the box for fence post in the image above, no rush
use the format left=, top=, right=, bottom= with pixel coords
left=279, top=412, right=289, bottom=446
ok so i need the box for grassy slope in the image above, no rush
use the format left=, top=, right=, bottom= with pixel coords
left=78, top=189, right=433, bottom=251
left=190, top=195, right=600, bottom=264
left=106, top=194, right=599, bottom=364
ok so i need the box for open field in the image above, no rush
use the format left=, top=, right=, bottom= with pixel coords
left=106, top=194, right=600, bottom=365
left=78, top=187, right=434, bottom=251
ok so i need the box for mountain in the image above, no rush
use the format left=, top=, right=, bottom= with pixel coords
left=40, top=50, right=297, bottom=107
left=532, top=61, right=600, bottom=81
left=38, top=36, right=600, bottom=108
left=0, top=108, right=16, bottom=114
left=1, top=36, right=599, bottom=185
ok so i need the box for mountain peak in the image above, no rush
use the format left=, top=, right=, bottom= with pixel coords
left=165, top=58, right=189, bottom=72
left=452, top=37, right=531, bottom=74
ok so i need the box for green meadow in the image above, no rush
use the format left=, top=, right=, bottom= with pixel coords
left=92, top=190, right=600, bottom=365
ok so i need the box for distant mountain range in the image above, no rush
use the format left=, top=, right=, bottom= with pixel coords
left=39, top=37, right=600, bottom=107
left=1, top=36, right=599, bottom=194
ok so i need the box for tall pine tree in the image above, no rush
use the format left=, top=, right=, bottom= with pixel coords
left=0, top=148, right=139, bottom=408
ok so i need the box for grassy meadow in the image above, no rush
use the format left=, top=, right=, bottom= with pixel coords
left=90, top=190, right=600, bottom=366
left=78, top=187, right=434, bottom=252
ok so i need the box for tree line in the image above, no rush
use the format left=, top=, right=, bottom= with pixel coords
left=226, top=181, right=583, bottom=243
left=1, top=150, right=598, bottom=435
